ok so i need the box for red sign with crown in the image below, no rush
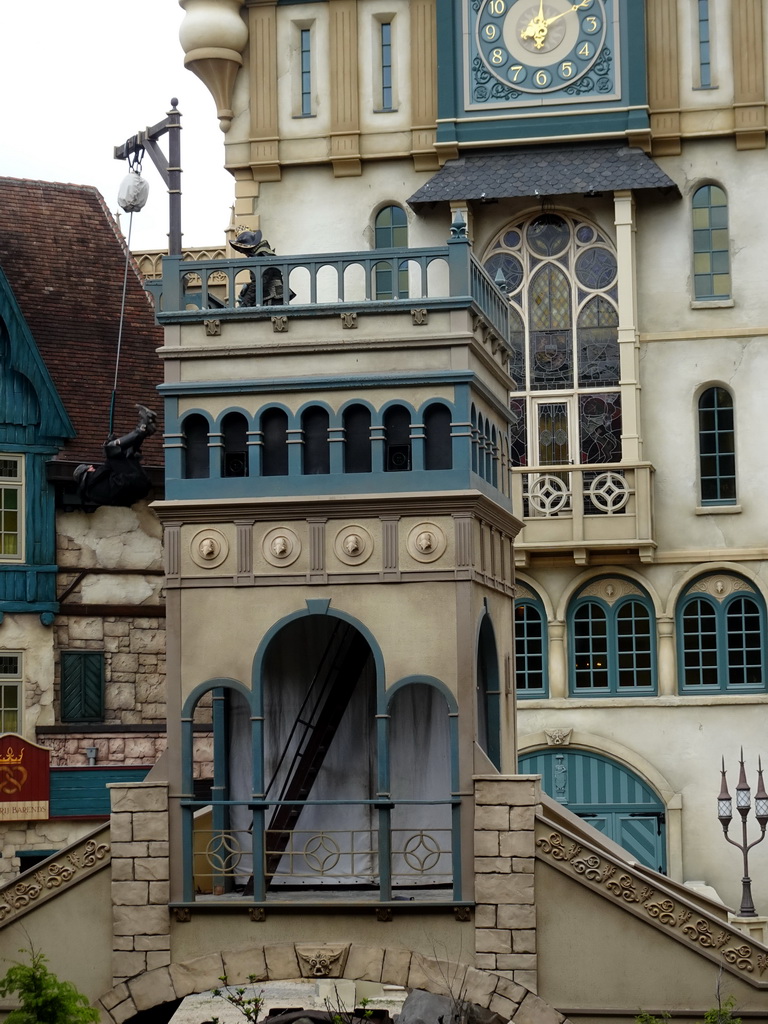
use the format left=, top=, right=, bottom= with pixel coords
left=0, top=735, right=49, bottom=820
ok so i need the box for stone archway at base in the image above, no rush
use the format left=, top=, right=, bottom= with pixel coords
left=97, top=944, right=570, bottom=1024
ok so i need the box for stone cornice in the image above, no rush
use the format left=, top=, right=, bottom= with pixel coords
left=535, top=818, right=768, bottom=987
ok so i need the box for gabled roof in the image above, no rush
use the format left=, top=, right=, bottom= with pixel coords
left=0, top=177, right=164, bottom=465
left=407, top=143, right=681, bottom=207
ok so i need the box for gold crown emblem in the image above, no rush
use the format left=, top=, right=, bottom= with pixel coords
left=0, top=747, right=23, bottom=766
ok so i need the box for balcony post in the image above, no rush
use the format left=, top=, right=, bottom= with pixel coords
left=548, top=620, right=567, bottom=698
left=447, top=212, right=472, bottom=296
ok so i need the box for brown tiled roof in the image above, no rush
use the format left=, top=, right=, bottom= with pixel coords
left=0, top=177, right=164, bottom=466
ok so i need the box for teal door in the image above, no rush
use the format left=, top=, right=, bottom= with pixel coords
left=519, top=749, right=666, bottom=873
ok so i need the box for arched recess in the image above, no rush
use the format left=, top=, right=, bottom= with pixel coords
left=518, top=730, right=683, bottom=880
left=181, top=413, right=210, bottom=479
left=476, top=614, right=501, bottom=769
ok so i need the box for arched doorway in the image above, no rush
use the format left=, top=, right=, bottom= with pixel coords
left=518, top=748, right=666, bottom=873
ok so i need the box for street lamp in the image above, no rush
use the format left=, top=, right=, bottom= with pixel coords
left=717, top=750, right=768, bottom=917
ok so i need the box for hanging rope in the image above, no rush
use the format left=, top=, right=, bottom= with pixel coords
left=110, top=149, right=149, bottom=435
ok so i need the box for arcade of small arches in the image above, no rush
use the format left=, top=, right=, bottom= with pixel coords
left=171, top=399, right=511, bottom=490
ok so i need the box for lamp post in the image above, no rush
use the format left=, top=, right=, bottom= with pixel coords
left=717, top=750, right=768, bottom=917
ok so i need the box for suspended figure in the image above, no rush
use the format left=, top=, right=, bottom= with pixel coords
left=74, top=405, right=157, bottom=509
left=231, top=230, right=295, bottom=306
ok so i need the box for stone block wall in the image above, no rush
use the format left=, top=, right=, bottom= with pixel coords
left=473, top=774, right=541, bottom=994
left=109, top=780, right=171, bottom=985
left=54, top=615, right=166, bottom=725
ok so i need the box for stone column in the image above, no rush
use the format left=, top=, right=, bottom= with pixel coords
left=474, top=774, right=540, bottom=994
left=109, top=781, right=171, bottom=986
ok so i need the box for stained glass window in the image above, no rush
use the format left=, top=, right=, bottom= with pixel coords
left=692, top=185, right=730, bottom=300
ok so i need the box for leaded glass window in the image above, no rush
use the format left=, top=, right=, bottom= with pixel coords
left=692, top=185, right=730, bottom=300
left=698, top=386, right=736, bottom=505
left=569, top=580, right=657, bottom=696
left=484, top=213, right=620, bottom=470
left=678, top=576, right=765, bottom=692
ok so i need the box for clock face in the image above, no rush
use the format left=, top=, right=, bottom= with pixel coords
left=470, top=0, right=616, bottom=106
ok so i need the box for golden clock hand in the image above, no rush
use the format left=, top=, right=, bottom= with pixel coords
left=543, top=0, right=591, bottom=28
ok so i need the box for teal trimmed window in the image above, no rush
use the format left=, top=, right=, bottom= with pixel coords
left=515, top=592, right=547, bottom=698
left=0, top=457, right=23, bottom=560
left=678, top=576, right=766, bottom=693
left=698, top=387, right=735, bottom=505
left=380, top=21, right=393, bottom=110
left=61, top=651, right=104, bottom=722
left=692, top=185, right=730, bottom=300
left=569, top=580, right=656, bottom=696
left=374, top=205, right=408, bottom=299
left=697, top=1, right=711, bottom=88
left=300, top=28, right=312, bottom=116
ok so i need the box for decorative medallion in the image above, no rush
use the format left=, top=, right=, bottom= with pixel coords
left=691, top=575, right=754, bottom=602
left=407, top=522, right=447, bottom=563
left=581, top=578, right=642, bottom=604
left=334, top=525, right=373, bottom=566
left=262, top=527, right=301, bottom=568
left=190, top=529, right=229, bottom=569
left=295, top=944, right=349, bottom=978
left=545, top=728, right=573, bottom=747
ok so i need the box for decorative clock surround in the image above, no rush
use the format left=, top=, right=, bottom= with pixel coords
left=470, top=0, right=617, bottom=107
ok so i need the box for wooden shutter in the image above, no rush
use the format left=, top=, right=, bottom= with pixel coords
left=61, top=652, right=104, bottom=722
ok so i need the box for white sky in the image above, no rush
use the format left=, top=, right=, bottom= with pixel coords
left=0, top=1, right=235, bottom=251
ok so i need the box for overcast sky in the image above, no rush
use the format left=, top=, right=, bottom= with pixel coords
left=1, top=1, right=235, bottom=251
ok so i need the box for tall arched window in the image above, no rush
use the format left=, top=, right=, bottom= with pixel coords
left=568, top=578, right=656, bottom=696
left=692, top=184, right=730, bottom=300
left=515, top=586, right=547, bottom=698
left=383, top=405, right=411, bottom=472
left=483, top=214, right=621, bottom=472
left=301, top=406, right=330, bottom=475
left=343, top=405, right=372, bottom=473
left=423, top=403, right=452, bottom=470
left=374, top=205, right=408, bottom=299
left=677, top=574, right=766, bottom=693
left=261, top=408, right=289, bottom=477
left=182, top=414, right=209, bottom=479
left=698, top=386, right=735, bottom=505
left=221, top=412, right=248, bottom=477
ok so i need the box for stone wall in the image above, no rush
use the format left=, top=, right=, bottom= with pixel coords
left=53, top=615, right=166, bottom=724
left=473, top=774, right=540, bottom=994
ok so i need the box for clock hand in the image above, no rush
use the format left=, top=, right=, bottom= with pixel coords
left=543, top=0, right=591, bottom=28
left=521, top=0, right=589, bottom=49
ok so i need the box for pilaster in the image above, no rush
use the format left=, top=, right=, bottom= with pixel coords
left=731, top=0, right=767, bottom=149
left=409, top=0, right=439, bottom=170
left=329, top=0, right=361, bottom=176
left=646, top=0, right=681, bottom=156
left=248, top=0, right=281, bottom=180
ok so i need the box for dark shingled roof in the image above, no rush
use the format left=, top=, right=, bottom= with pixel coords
left=407, top=143, right=681, bottom=207
left=0, top=177, right=164, bottom=466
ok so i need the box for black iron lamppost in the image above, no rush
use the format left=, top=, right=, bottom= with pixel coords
left=717, top=750, right=768, bottom=917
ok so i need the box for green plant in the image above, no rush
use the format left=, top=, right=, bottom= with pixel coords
left=324, top=991, right=372, bottom=1024
left=0, top=946, right=99, bottom=1024
left=210, top=973, right=265, bottom=1024
left=634, top=997, right=742, bottom=1024
left=635, top=1015, right=671, bottom=1024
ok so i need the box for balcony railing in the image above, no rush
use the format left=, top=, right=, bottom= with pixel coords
left=511, top=462, right=655, bottom=562
left=150, top=227, right=511, bottom=348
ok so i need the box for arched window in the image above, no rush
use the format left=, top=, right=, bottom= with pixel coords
left=301, top=406, right=329, bottom=475
left=261, top=408, right=289, bottom=477
left=423, top=403, right=452, bottom=470
left=343, top=405, right=371, bottom=473
left=698, top=386, right=735, bottom=505
left=692, top=184, right=730, bottom=300
left=568, top=578, right=656, bottom=696
left=477, top=616, right=501, bottom=769
left=677, top=575, right=766, bottom=693
left=221, top=412, right=248, bottom=477
left=374, top=205, right=408, bottom=299
left=182, top=414, right=209, bottom=479
left=470, top=406, right=479, bottom=474
left=383, top=405, right=411, bottom=472
left=515, top=587, right=547, bottom=698
left=483, top=214, right=620, bottom=471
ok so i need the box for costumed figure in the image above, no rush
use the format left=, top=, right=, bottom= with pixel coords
left=231, top=230, right=295, bottom=306
left=74, top=404, right=157, bottom=509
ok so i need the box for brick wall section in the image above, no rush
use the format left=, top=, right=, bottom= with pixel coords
left=109, top=781, right=171, bottom=986
left=54, top=616, right=166, bottom=725
left=474, top=774, right=541, bottom=994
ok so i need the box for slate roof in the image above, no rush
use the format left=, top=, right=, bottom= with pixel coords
left=0, top=177, right=164, bottom=467
left=407, top=143, right=681, bottom=207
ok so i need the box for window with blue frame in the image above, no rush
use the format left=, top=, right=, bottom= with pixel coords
left=222, top=412, right=249, bottom=478
left=569, top=579, right=656, bottom=695
left=300, top=27, right=312, bottom=116
left=384, top=405, right=411, bottom=471
left=262, top=408, right=289, bottom=476
left=698, top=386, right=735, bottom=505
left=697, top=0, right=712, bottom=88
left=692, top=185, right=731, bottom=301
left=424, top=403, right=452, bottom=470
left=678, top=575, right=766, bottom=693
left=379, top=20, right=394, bottom=111
left=515, top=589, right=547, bottom=697
left=343, top=404, right=372, bottom=473
left=182, top=415, right=210, bottom=479
left=0, top=653, right=21, bottom=732
left=302, top=406, right=330, bottom=475
left=373, top=206, right=408, bottom=299
left=0, top=457, right=23, bottom=559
